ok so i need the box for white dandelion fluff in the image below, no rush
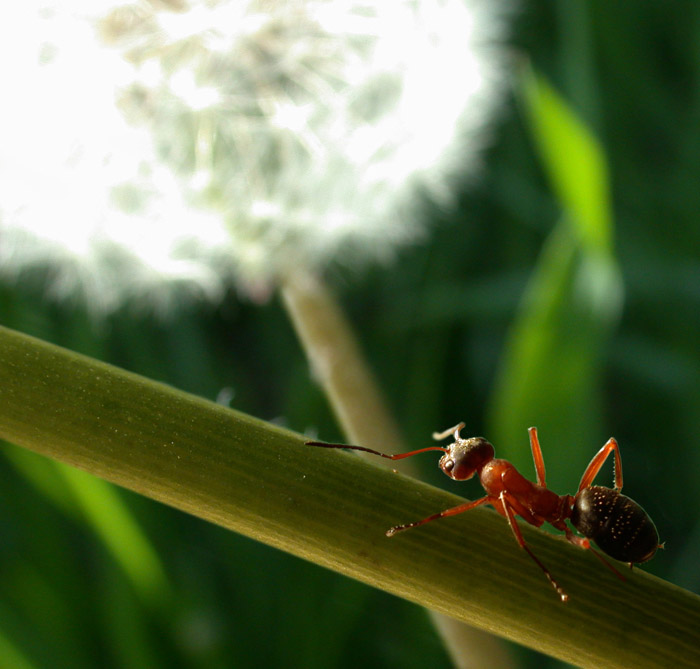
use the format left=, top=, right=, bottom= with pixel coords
left=0, top=0, right=508, bottom=312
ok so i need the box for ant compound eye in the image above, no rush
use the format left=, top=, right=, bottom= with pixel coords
left=442, top=457, right=454, bottom=473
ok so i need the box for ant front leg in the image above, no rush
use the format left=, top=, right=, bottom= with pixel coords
left=498, top=492, right=569, bottom=602
left=386, top=496, right=490, bottom=536
left=577, top=438, right=623, bottom=492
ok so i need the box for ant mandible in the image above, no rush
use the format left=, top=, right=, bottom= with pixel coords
left=307, top=424, right=661, bottom=602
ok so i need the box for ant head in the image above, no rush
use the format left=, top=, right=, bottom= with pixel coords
left=438, top=435, right=495, bottom=481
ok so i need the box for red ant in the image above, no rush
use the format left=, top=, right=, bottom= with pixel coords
left=307, top=423, right=661, bottom=602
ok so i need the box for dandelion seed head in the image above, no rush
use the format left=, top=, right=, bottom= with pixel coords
left=1, top=0, right=508, bottom=314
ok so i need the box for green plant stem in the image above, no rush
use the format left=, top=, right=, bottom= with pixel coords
left=281, top=271, right=514, bottom=669
left=1, top=325, right=699, bottom=668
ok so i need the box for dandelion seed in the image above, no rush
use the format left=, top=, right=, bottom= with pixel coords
left=1, top=0, right=508, bottom=314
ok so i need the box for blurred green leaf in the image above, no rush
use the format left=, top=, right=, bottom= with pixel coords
left=522, top=70, right=613, bottom=256
left=4, top=443, right=170, bottom=608
left=58, top=465, right=171, bottom=607
left=488, top=71, right=622, bottom=485
left=0, top=627, right=37, bottom=669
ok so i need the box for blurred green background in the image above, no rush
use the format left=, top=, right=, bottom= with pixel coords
left=2, top=1, right=699, bottom=667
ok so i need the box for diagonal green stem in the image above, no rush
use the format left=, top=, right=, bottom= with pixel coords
left=1, top=325, right=699, bottom=668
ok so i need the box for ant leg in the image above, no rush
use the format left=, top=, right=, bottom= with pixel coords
left=577, top=438, right=623, bottom=492
left=432, top=422, right=466, bottom=441
left=561, top=525, right=626, bottom=581
left=386, top=496, right=490, bottom=536
left=587, top=546, right=627, bottom=581
left=527, top=427, right=546, bottom=487
left=306, top=441, right=447, bottom=460
left=499, top=492, right=568, bottom=602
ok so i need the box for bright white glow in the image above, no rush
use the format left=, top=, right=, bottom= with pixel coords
left=169, top=69, right=221, bottom=111
left=0, top=0, right=507, bottom=313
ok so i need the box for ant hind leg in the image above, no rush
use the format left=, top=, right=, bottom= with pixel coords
left=562, top=525, right=626, bottom=581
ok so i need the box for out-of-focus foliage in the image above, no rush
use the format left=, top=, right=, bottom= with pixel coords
left=488, top=69, right=622, bottom=478
left=1, top=2, right=699, bottom=668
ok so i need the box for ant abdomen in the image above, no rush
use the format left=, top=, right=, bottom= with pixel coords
left=571, top=486, right=660, bottom=564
